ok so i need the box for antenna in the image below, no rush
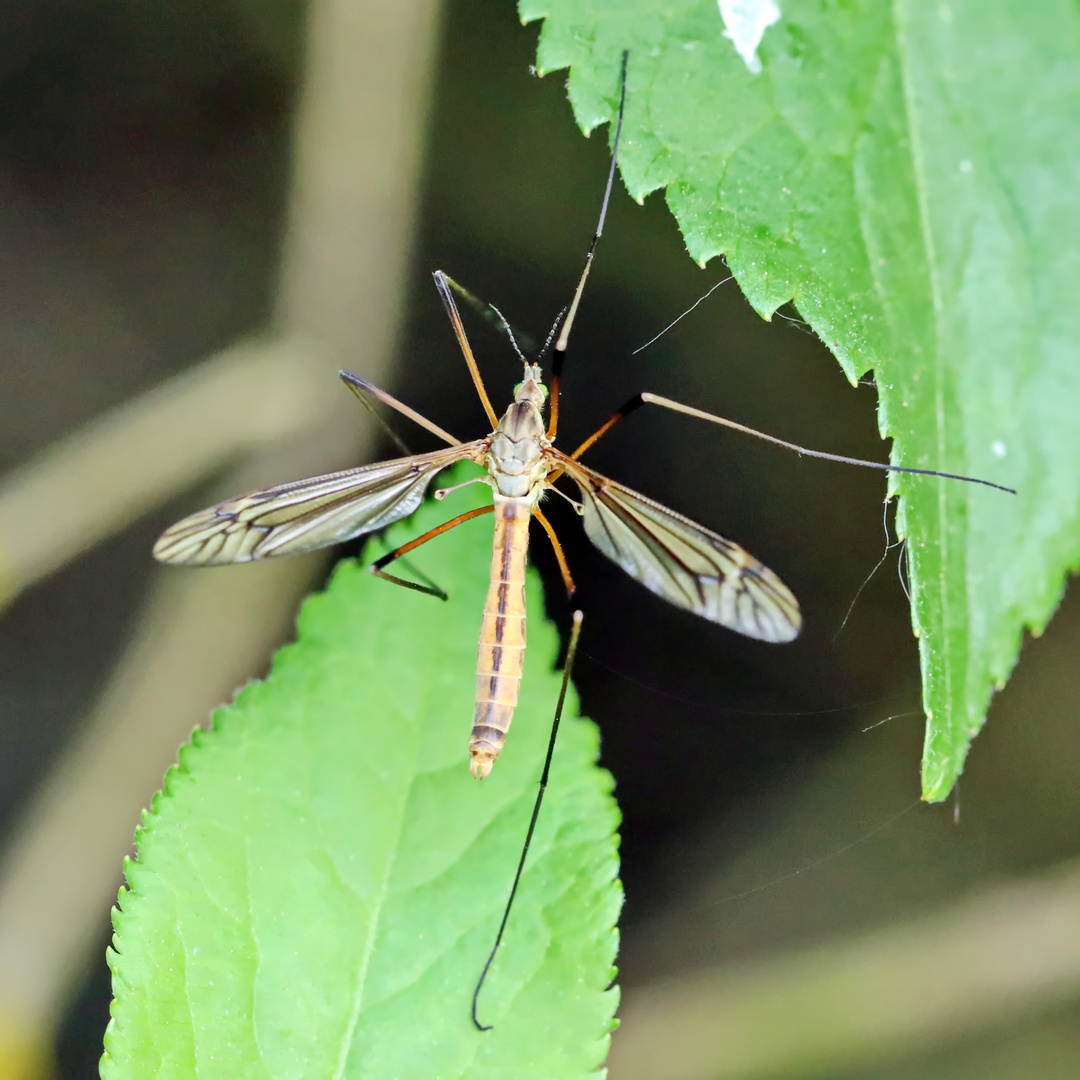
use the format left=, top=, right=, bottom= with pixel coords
left=472, top=610, right=585, bottom=1031
left=440, top=272, right=539, bottom=355
left=487, top=303, right=528, bottom=363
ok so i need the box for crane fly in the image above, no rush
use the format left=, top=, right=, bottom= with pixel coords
left=153, top=50, right=1014, bottom=1028
left=151, top=277, right=806, bottom=775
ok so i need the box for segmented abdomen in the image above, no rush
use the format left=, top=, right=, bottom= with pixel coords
left=470, top=496, right=531, bottom=778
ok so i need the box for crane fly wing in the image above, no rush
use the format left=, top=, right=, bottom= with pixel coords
left=153, top=443, right=485, bottom=566
left=555, top=456, right=801, bottom=643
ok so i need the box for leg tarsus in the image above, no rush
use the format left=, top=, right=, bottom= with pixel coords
left=369, top=562, right=448, bottom=600
left=368, top=503, right=495, bottom=599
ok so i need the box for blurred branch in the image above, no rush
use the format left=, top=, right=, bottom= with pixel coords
left=0, top=335, right=332, bottom=611
left=0, top=0, right=442, bottom=1073
left=609, top=861, right=1080, bottom=1080
left=0, top=0, right=446, bottom=616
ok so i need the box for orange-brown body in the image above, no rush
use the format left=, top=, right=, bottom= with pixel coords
left=469, top=497, right=532, bottom=778
left=467, top=363, right=551, bottom=778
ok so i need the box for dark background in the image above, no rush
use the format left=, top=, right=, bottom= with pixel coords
left=0, top=1, right=1075, bottom=1077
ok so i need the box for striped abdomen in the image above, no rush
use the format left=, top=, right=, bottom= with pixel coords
left=470, top=495, right=532, bottom=778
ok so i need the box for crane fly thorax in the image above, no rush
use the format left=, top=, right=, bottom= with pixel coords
left=487, top=393, right=550, bottom=499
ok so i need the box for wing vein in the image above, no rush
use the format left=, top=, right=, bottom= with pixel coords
left=551, top=452, right=800, bottom=643
left=154, top=443, right=486, bottom=566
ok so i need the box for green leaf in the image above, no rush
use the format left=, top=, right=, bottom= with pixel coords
left=522, top=0, right=1080, bottom=799
left=101, top=473, right=621, bottom=1078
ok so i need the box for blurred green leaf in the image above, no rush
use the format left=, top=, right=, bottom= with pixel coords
left=102, top=475, right=620, bottom=1078
left=523, top=0, right=1080, bottom=798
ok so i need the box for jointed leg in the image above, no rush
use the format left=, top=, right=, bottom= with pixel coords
left=569, top=392, right=1015, bottom=493
left=567, top=394, right=647, bottom=460
left=340, top=370, right=461, bottom=449
left=553, top=50, right=630, bottom=359
left=547, top=51, right=630, bottom=443
left=370, top=504, right=495, bottom=598
left=432, top=271, right=500, bottom=428
left=533, top=508, right=576, bottom=597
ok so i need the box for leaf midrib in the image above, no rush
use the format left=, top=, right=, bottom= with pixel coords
left=331, top=668, right=430, bottom=1079
left=892, top=0, right=951, bottom=725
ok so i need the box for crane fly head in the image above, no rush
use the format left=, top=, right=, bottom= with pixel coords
left=513, top=362, right=548, bottom=410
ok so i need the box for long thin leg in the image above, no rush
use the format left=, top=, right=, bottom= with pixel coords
left=369, top=504, right=494, bottom=597
left=569, top=392, right=1017, bottom=493
left=548, top=50, right=630, bottom=439
left=440, top=274, right=539, bottom=357
left=432, top=271, right=500, bottom=428
left=568, top=396, right=639, bottom=460
left=554, top=51, right=629, bottom=358
left=472, top=610, right=585, bottom=1031
left=534, top=508, right=576, bottom=597
left=339, top=370, right=461, bottom=448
